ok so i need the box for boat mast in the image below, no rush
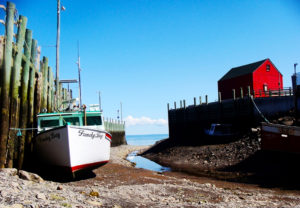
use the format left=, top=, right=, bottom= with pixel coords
left=77, top=41, right=82, bottom=108
left=56, top=0, right=61, bottom=109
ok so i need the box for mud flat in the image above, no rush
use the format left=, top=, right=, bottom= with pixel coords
left=1, top=144, right=300, bottom=207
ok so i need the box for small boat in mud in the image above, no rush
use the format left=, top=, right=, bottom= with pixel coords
left=35, top=109, right=111, bottom=174
left=205, top=123, right=236, bottom=137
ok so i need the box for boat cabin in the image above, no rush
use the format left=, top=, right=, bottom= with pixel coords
left=37, top=111, right=104, bottom=133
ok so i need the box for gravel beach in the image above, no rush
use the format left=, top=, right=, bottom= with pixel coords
left=1, top=144, right=300, bottom=207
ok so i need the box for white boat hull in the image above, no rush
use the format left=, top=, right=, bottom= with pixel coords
left=35, top=125, right=111, bottom=173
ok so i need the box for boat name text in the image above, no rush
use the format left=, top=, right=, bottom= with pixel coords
left=38, top=132, right=60, bottom=142
left=78, top=130, right=104, bottom=140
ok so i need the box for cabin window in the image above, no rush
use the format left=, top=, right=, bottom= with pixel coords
left=263, top=84, right=268, bottom=91
left=40, top=119, right=59, bottom=128
left=63, top=117, right=80, bottom=125
left=266, top=64, right=270, bottom=72
left=87, top=116, right=102, bottom=126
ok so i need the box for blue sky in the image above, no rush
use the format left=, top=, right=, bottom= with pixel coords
left=1, top=0, right=300, bottom=135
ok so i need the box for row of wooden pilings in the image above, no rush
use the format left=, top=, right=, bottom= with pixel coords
left=167, top=87, right=293, bottom=110
left=0, top=2, right=67, bottom=169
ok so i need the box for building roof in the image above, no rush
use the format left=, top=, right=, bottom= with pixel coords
left=219, top=59, right=268, bottom=81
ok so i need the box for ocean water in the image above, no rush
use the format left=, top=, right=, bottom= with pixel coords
left=126, top=134, right=168, bottom=146
left=125, top=134, right=171, bottom=172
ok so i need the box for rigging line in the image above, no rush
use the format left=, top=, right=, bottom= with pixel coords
left=10, top=127, right=38, bottom=130
left=250, top=96, right=270, bottom=124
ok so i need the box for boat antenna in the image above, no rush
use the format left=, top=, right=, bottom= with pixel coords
left=77, top=41, right=82, bottom=108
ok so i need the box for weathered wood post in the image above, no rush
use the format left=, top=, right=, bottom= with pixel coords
left=180, top=100, right=182, bottom=108
left=194, top=97, right=196, bottom=106
left=47, top=67, right=53, bottom=113
left=0, top=2, right=14, bottom=167
left=167, top=103, right=169, bottom=111
left=183, top=100, right=186, bottom=108
left=247, top=86, right=251, bottom=97
left=7, top=14, right=27, bottom=168
left=174, top=101, right=176, bottom=109
left=18, top=29, right=32, bottom=170
left=41, top=57, right=48, bottom=112
left=205, top=95, right=208, bottom=104
left=0, top=36, right=4, bottom=100
left=199, top=96, right=202, bottom=105
left=240, top=88, right=243, bottom=98
left=232, top=89, right=236, bottom=100
left=59, top=82, right=63, bottom=109
left=49, top=68, right=54, bottom=112
left=27, top=39, right=37, bottom=151
left=34, top=71, right=43, bottom=119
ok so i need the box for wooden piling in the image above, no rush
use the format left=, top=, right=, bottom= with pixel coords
left=5, top=12, right=27, bottom=168
left=41, top=57, right=48, bottom=112
left=59, top=82, right=63, bottom=109
left=232, top=89, right=236, bottom=100
left=240, top=88, right=243, bottom=98
left=51, top=68, right=55, bottom=112
left=247, top=86, right=251, bottom=97
left=27, top=39, right=37, bottom=152
left=18, top=29, right=32, bottom=170
left=205, top=95, right=208, bottom=104
left=34, top=72, right=42, bottom=119
left=199, top=96, right=202, bottom=105
left=194, top=97, right=196, bottom=106
left=0, top=36, right=4, bottom=101
left=174, top=101, right=176, bottom=109
left=0, top=2, right=14, bottom=167
left=47, top=67, right=53, bottom=113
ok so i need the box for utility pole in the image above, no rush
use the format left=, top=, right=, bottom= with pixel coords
left=77, top=41, right=82, bottom=107
left=56, top=0, right=60, bottom=109
left=294, top=63, right=298, bottom=124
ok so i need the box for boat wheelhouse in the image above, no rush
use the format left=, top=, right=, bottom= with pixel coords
left=37, top=111, right=105, bottom=133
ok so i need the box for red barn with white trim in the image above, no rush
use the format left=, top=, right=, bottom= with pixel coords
left=218, top=59, right=283, bottom=100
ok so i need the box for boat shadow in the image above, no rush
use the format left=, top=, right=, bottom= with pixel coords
left=23, top=161, right=103, bottom=183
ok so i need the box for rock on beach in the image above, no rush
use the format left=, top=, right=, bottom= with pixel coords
left=1, top=145, right=300, bottom=207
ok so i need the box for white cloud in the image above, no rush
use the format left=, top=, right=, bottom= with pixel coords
left=124, top=115, right=168, bottom=127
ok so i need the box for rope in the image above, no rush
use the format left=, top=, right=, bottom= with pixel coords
left=10, top=128, right=38, bottom=130
left=250, top=96, right=270, bottom=124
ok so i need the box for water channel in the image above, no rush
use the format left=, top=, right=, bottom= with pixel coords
left=126, top=134, right=171, bottom=172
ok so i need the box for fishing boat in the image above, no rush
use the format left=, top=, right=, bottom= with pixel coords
left=34, top=41, right=112, bottom=174
left=35, top=108, right=111, bottom=173
left=204, top=123, right=236, bottom=137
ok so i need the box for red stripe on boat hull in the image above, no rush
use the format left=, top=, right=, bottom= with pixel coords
left=71, top=160, right=109, bottom=172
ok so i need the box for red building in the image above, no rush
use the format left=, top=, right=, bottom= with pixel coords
left=218, top=59, right=283, bottom=100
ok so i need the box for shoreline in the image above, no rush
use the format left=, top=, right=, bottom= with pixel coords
left=1, top=144, right=300, bottom=207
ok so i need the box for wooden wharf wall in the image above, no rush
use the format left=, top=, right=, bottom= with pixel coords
left=0, top=2, right=67, bottom=169
left=104, top=118, right=126, bottom=147
left=168, top=95, right=296, bottom=142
